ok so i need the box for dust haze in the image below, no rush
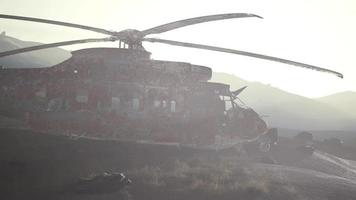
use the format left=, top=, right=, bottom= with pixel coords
left=1, top=9, right=356, bottom=200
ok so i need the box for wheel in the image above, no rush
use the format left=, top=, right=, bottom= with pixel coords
left=259, top=141, right=271, bottom=153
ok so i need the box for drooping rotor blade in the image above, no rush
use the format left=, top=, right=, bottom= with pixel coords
left=0, top=37, right=116, bottom=58
left=144, top=38, right=343, bottom=78
left=0, top=14, right=116, bottom=35
left=141, top=13, right=262, bottom=36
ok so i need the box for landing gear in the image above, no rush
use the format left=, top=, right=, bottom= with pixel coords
left=259, top=142, right=271, bottom=153
left=257, top=128, right=278, bottom=153
left=244, top=128, right=278, bottom=157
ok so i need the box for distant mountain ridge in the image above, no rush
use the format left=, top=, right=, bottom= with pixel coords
left=317, top=91, right=356, bottom=118
left=0, top=32, right=70, bottom=68
left=212, top=72, right=356, bottom=131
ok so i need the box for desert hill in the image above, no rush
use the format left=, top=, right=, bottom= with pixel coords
left=317, top=91, right=356, bottom=118
left=0, top=31, right=70, bottom=68
left=211, top=72, right=356, bottom=131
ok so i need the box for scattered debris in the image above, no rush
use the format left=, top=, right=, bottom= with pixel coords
left=69, top=172, right=131, bottom=194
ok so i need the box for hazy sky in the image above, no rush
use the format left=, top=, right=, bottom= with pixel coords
left=1, top=0, right=355, bottom=98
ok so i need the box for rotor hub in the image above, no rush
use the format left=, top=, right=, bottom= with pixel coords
left=115, top=29, right=144, bottom=46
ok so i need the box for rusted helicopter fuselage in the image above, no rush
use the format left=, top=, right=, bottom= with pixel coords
left=0, top=47, right=267, bottom=144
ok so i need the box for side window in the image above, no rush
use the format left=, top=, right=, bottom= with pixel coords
left=170, top=100, right=176, bottom=113
left=132, top=98, right=140, bottom=111
left=154, top=100, right=161, bottom=108
left=111, top=97, right=120, bottom=110
left=76, top=89, right=88, bottom=103
left=35, top=87, right=47, bottom=98
left=162, top=100, right=167, bottom=108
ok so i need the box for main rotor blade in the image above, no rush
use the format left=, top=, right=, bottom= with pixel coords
left=0, top=14, right=116, bottom=35
left=144, top=38, right=343, bottom=78
left=0, top=37, right=116, bottom=58
left=141, top=13, right=262, bottom=36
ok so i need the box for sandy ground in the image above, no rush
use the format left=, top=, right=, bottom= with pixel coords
left=2, top=129, right=356, bottom=200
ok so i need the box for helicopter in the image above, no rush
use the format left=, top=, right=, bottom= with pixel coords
left=0, top=13, right=343, bottom=148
